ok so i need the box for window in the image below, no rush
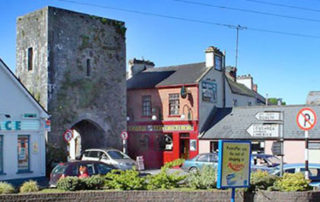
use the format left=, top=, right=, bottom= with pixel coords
left=197, top=154, right=209, bottom=162
left=0, top=136, right=3, bottom=173
left=214, top=55, right=222, bottom=70
left=18, top=135, right=30, bottom=172
left=248, top=101, right=252, bottom=106
left=190, top=139, right=197, bottom=151
left=284, top=168, right=295, bottom=174
left=142, top=96, right=151, bottom=116
left=169, top=93, right=180, bottom=115
left=96, top=163, right=113, bottom=175
left=27, top=47, right=33, bottom=71
left=164, top=134, right=173, bottom=151
left=233, top=99, right=238, bottom=106
left=86, top=59, right=91, bottom=76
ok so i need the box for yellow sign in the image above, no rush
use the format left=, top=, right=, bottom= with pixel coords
left=217, top=141, right=251, bottom=188
left=128, top=124, right=194, bottom=132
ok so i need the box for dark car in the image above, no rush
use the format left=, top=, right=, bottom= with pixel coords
left=181, top=153, right=218, bottom=172
left=49, top=160, right=116, bottom=187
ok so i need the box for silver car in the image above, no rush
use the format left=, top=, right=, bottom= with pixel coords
left=80, top=148, right=137, bottom=170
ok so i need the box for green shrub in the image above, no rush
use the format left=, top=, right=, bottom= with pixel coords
left=57, top=177, right=83, bottom=191
left=0, top=182, right=15, bottom=194
left=82, top=175, right=105, bottom=190
left=19, top=180, right=39, bottom=193
left=272, top=173, right=312, bottom=192
left=146, top=159, right=186, bottom=190
left=249, top=170, right=278, bottom=191
left=105, top=168, right=147, bottom=190
left=186, top=165, right=216, bottom=189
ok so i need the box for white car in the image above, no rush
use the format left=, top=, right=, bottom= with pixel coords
left=80, top=148, right=137, bottom=170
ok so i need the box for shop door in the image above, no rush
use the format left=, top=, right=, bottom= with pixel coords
left=179, top=133, right=190, bottom=159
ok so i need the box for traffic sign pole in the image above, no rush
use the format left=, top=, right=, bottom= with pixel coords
left=305, top=130, right=309, bottom=180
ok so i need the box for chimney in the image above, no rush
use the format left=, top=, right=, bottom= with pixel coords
left=205, top=46, right=223, bottom=68
left=226, top=66, right=237, bottom=81
left=237, top=74, right=253, bottom=90
left=253, top=84, right=258, bottom=92
left=128, top=58, right=155, bottom=78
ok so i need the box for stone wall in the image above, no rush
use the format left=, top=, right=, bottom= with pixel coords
left=0, top=190, right=246, bottom=202
left=16, top=7, right=126, bottom=150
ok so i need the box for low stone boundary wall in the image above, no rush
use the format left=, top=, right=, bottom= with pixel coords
left=0, top=190, right=246, bottom=202
left=0, top=190, right=320, bottom=202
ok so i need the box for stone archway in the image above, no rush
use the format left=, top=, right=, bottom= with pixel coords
left=68, top=119, right=106, bottom=159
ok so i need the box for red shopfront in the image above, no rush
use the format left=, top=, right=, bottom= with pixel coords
left=127, top=120, right=199, bottom=169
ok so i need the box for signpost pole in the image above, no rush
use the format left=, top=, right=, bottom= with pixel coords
left=231, top=188, right=235, bottom=202
left=280, top=123, right=284, bottom=177
left=305, top=130, right=309, bottom=180
left=123, top=139, right=126, bottom=154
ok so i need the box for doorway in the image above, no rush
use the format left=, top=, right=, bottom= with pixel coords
left=179, top=133, right=190, bottom=159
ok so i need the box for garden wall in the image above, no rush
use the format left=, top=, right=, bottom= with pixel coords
left=1, top=190, right=320, bottom=202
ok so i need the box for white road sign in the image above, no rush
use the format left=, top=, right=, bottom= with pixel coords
left=255, top=112, right=282, bottom=121
left=247, top=124, right=281, bottom=137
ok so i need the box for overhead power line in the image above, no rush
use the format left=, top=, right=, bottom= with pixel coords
left=246, top=0, right=320, bottom=13
left=174, top=0, right=320, bottom=23
left=55, top=0, right=320, bottom=39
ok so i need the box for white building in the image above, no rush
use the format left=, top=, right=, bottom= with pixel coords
left=0, top=59, right=49, bottom=182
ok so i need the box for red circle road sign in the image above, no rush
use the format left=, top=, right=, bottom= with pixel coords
left=63, top=129, right=74, bottom=143
left=120, top=131, right=128, bottom=140
left=296, top=108, right=317, bottom=131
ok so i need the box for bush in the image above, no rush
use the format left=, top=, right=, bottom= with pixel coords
left=57, top=177, right=83, bottom=191
left=19, top=180, right=39, bottom=193
left=82, top=175, right=105, bottom=190
left=146, top=159, right=186, bottom=190
left=272, top=173, right=312, bottom=192
left=105, top=168, right=147, bottom=190
left=249, top=170, right=278, bottom=191
left=186, top=165, right=216, bottom=189
left=0, top=182, right=15, bottom=194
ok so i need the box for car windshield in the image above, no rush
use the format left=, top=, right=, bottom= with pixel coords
left=107, top=150, right=130, bottom=159
left=52, top=164, right=67, bottom=174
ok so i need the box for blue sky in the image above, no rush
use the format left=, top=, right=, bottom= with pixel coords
left=1, top=0, right=320, bottom=104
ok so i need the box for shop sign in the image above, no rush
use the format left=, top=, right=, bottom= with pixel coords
left=128, top=124, right=194, bottom=132
left=0, top=120, right=40, bottom=131
left=217, top=140, right=251, bottom=188
left=201, top=81, right=217, bottom=103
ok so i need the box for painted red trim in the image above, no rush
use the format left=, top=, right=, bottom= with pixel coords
left=127, top=120, right=198, bottom=125
left=168, top=115, right=181, bottom=118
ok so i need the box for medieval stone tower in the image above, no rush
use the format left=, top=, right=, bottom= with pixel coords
left=16, top=7, right=126, bottom=154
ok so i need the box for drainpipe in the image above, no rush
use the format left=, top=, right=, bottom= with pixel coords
left=222, top=51, right=226, bottom=108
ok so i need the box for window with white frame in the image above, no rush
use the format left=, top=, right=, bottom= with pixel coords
left=142, top=95, right=151, bottom=116
left=17, top=135, right=30, bottom=172
left=169, top=93, right=180, bottom=115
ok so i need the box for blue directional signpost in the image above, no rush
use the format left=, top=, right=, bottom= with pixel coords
left=217, top=140, right=251, bottom=202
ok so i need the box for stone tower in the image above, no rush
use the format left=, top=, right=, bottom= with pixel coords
left=16, top=7, right=126, bottom=153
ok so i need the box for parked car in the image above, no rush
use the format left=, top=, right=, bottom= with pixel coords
left=271, top=163, right=320, bottom=187
left=49, top=160, right=116, bottom=187
left=181, top=153, right=218, bottom=172
left=80, top=148, right=137, bottom=170
left=251, top=153, right=282, bottom=173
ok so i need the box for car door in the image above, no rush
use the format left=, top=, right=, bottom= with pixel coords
left=95, top=162, right=115, bottom=175
left=79, top=162, right=96, bottom=176
left=195, top=154, right=210, bottom=170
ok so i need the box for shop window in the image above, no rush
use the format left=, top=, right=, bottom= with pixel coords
left=164, top=134, right=173, bottom=151
left=17, top=135, right=30, bottom=172
left=142, top=96, right=151, bottom=116
left=169, top=93, right=179, bottom=115
left=27, top=47, right=33, bottom=71
left=190, top=139, right=197, bottom=151
left=0, top=136, right=3, bottom=173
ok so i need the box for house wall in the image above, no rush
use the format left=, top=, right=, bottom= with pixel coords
left=0, top=63, right=46, bottom=181
left=265, top=140, right=320, bottom=163
left=225, top=82, right=257, bottom=107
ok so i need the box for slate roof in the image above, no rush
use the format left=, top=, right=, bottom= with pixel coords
left=201, top=105, right=320, bottom=140
left=127, top=62, right=208, bottom=89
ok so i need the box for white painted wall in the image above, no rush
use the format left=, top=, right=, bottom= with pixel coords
left=0, top=62, right=47, bottom=181
left=225, top=81, right=257, bottom=107
left=237, top=77, right=253, bottom=90
left=199, top=140, right=211, bottom=153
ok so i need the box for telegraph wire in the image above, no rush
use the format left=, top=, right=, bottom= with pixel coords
left=55, top=0, right=320, bottom=39
left=174, top=0, right=320, bottom=23
left=246, top=0, right=320, bottom=13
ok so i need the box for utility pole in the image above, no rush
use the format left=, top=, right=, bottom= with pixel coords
left=234, top=25, right=247, bottom=69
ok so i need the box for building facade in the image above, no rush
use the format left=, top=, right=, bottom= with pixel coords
left=15, top=7, right=127, bottom=158
left=127, top=46, right=265, bottom=168
left=0, top=59, right=49, bottom=182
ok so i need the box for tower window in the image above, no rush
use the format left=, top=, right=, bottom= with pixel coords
left=27, top=47, right=33, bottom=71
left=86, top=59, right=91, bottom=76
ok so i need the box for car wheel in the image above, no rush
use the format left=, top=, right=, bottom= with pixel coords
left=189, top=167, right=198, bottom=173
